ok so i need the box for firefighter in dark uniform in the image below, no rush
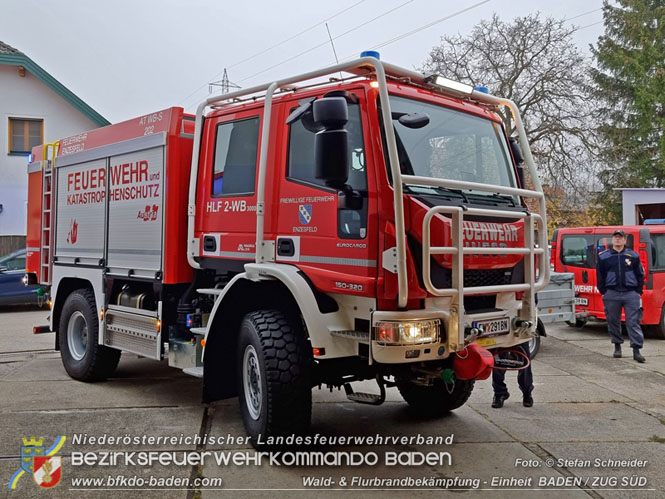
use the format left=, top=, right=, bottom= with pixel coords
left=491, top=342, right=533, bottom=408
left=596, top=229, right=646, bottom=363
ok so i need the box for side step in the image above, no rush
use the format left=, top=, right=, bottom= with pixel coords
left=330, top=330, right=370, bottom=343
left=343, top=378, right=386, bottom=405
left=105, top=308, right=160, bottom=360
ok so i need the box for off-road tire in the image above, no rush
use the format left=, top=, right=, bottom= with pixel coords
left=397, top=377, right=475, bottom=417
left=528, top=320, right=545, bottom=359
left=237, top=310, right=313, bottom=445
left=59, top=289, right=121, bottom=381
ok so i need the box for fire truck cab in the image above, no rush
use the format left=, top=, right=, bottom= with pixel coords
left=26, top=55, right=549, bottom=442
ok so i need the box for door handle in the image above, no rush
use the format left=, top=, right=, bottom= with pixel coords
left=203, top=236, right=217, bottom=252
left=582, top=270, right=588, bottom=283
left=277, top=238, right=295, bottom=257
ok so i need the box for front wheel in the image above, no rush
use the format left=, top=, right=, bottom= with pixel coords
left=236, top=310, right=313, bottom=444
left=397, top=377, right=475, bottom=417
left=59, top=289, right=121, bottom=381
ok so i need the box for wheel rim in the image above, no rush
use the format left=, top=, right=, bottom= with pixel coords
left=67, top=311, right=88, bottom=361
left=242, top=345, right=262, bottom=420
left=527, top=337, right=537, bottom=356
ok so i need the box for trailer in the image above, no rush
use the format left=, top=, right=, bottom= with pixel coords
left=528, top=272, right=576, bottom=357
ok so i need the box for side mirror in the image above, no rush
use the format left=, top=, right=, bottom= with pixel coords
left=314, top=97, right=349, bottom=189
left=509, top=136, right=524, bottom=164
left=0, top=264, right=8, bottom=273
left=509, top=136, right=525, bottom=188
left=393, top=112, right=430, bottom=129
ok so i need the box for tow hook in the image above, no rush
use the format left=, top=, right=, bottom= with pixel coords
left=464, top=327, right=482, bottom=343
left=512, top=318, right=533, bottom=336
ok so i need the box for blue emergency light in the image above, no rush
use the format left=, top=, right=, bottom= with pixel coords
left=360, top=51, right=380, bottom=59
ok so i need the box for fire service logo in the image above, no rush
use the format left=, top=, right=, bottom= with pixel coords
left=66, top=219, right=78, bottom=244
left=137, top=204, right=159, bottom=221
left=9, top=435, right=66, bottom=490
left=298, top=204, right=312, bottom=225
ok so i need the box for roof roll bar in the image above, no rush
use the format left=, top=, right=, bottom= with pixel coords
left=186, top=57, right=407, bottom=298
left=186, top=57, right=547, bottom=309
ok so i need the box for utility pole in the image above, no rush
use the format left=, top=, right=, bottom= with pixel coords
left=209, top=69, right=241, bottom=94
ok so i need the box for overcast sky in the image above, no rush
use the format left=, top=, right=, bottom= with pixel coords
left=1, top=0, right=604, bottom=124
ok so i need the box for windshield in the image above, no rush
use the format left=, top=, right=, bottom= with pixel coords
left=384, top=96, right=517, bottom=194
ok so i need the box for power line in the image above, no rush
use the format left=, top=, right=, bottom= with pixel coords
left=177, top=0, right=367, bottom=107
left=371, top=0, right=491, bottom=51
left=235, top=0, right=416, bottom=84
left=326, top=23, right=340, bottom=64
left=566, top=7, right=603, bottom=22
left=335, top=0, right=491, bottom=62
left=574, top=20, right=604, bottom=32
left=227, top=0, right=366, bottom=71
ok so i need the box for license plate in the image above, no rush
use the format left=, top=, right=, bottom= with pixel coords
left=473, top=318, right=510, bottom=337
left=476, top=337, right=496, bottom=347
left=575, top=297, right=588, bottom=306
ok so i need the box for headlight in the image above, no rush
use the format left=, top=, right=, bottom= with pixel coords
left=374, top=319, right=440, bottom=346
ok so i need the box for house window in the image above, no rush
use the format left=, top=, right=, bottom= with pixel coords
left=8, top=118, right=43, bottom=155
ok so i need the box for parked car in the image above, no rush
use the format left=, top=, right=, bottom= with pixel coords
left=0, top=249, right=43, bottom=306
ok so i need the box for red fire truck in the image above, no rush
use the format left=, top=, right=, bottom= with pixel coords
left=26, top=54, right=549, bottom=440
left=551, top=225, right=665, bottom=338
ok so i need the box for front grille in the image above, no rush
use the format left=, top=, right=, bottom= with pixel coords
left=427, top=259, right=522, bottom=290
left=463, top=269, right=513, bottom=287
left=408, top=236, right=525, bottom=313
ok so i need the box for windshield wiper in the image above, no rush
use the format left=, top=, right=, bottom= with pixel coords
left=404, top=185, right=469, bottom=203
left=465, top=192, right=517, bottom=206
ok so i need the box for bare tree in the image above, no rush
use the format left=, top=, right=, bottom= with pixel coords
left=421, top=13, right=599, bottom=196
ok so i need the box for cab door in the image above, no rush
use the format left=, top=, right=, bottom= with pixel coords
left=273, top=88, right=377, bottom=297
left=196, top=108, right=263, bottom=270
left=645, top=228, right=665, bottom=328
left=558, top=230, right=597, bottom=316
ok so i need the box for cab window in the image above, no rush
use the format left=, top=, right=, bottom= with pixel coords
left=287, top=101, right=367, bottom=192
left=595, top=234, right=634, bottom=258
left=560, top=235, right=594, bottom=268
left=286, top=99, right=368, bottom=239
left=212, top=117, right=260, bottom=197
left=651, top=233, right=665, bottom=270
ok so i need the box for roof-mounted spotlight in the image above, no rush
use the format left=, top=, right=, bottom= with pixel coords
left=424, top=75, right=474, bottom=95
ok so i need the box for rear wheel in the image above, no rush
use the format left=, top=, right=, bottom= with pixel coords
left=527, top=320, right=545, bottom=359
left=236, top=310, right=313, bottom=445
left=59, top=289, right=121, bottom=381
left=397, top=377, right=475, bottom=417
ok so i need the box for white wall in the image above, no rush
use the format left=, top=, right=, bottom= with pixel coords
left=0, top=64, right=100, bottom=237
left=622, top=189, right=665, bottom=224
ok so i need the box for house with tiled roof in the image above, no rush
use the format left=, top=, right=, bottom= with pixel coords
left=0, top=41, right=109, bottom=254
